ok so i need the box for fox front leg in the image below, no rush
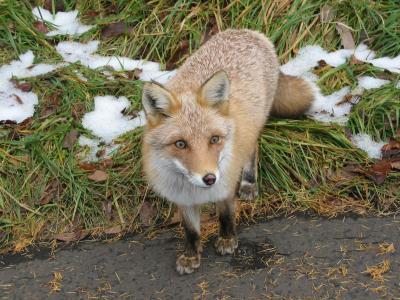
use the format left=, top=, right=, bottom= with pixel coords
left=176, top=205, right=202, bottom=275
left=215, top=198, right=238, bottom=255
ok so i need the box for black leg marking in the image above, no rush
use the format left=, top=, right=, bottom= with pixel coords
left=238, top=148, right=259, bottom=200
left=182, top=220, right=201, bottom=256
left=215, top=199, right=238, bottom=255
left=176, top=205, right=201, bottom=275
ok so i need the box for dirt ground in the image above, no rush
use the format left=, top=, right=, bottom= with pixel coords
left=1, top=215, right=399, bottom=299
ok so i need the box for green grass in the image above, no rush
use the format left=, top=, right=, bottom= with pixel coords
left=0, top=0, right=399, bottom=252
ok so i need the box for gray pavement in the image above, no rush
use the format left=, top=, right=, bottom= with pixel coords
left=1, top=215, right=399, bottom=299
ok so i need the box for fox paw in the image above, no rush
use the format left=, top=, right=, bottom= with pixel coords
left=176, top=254, right=201, bottom=275
left=215, top=237, right=238, bottom=255
left=238, top=181, right=258, bottom=200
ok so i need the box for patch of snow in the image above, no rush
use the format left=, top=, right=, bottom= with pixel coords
left=0, top=80, right=38, bottom=123
left=353, top=43, right=400, bottom=74
left=307, top=86, right=351, bottom=124
left=353, top=43, right=376, bottom=61
left=56, top=41, right=174, bottom=83
left=396, top=81, right=400, bottom=89
left=350, top=133, right=386, bottom=159
left=0, top=51, right=57, bottom=79
left=357, top=76, right=390, bottom=90
left=78, top=136, right=102, bottom=161
left=281, top=46, right=352, bottom=77
left=32, top=7, right=93, bottom=37
left=81, top=95, right=146, bottom=143
left=0, top=51, right=59, bottom=123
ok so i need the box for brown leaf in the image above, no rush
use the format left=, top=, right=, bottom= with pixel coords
left=71, top=102, right=86, bottom=120
left=78, top=162, right=97, bottom=171
left=43, top=0, right=65, bottom=12
left=320, top=4, right=335, bottom=23
left=317, top=59, right=327, bottom=67
left=201, top=16, right=219, bottom=45
left=166, top=40, right=190, bottom=70
left=122, top=68, right=142, bottom=81
left=336, top=22, right=355, bottom=49
left=88, top=170, right=109, bottom=182
left=368, top=160, right=391, bottom=184
left=131, top=68, right=142, bottom=80
left=14, top=81, right=32, bottom=92
left=101, top=22, right=131, bottom=38
left=12, top=94, right=23, bottom=104
left=390, top=158, right=400, bottom=170
left=104, top=225, right=123, bottom=235
left=139, top=201, right=156, bottom=226
left=381, top=139, right=400, bottom=158
left=349, top=55, right=364, bottom=65
left=39, top=179, right=61, bottom=206
left=85, top=10, right=100, bottom=18
left=54, top=230, right=89, bottom=243
left=62, top=129, right=78, bottom=150
left=33, top=21, right=49, bottom=34
left=0, top=120, right=17, bottom=125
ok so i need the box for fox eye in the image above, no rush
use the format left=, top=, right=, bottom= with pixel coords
left=175, top=140, right=187, bottom=149
left=210, top=136, right=221, bottom=144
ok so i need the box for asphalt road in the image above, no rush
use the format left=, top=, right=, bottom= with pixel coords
left=1, top=215, right=399, bottom=299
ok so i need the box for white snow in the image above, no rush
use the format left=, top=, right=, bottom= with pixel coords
left=396, top=81, right=400, bottom=89
left=350, top=133, right=386, bottom=159
left=32, top=7, right=93, bottom=37
left=81, top=95, right=146, bottom=143
left=0, top=51, right=59, bottom=123
left=357, top=76, right=390, bottom=90
left=353, top=43, right=400, bottom=74
left=56, top=41, right=175, bottom=83
left=307, top=86, right=351, bottom=124
left=281, top=45, right=352, bottom=77
left=281, top=43, right=400, bottom=125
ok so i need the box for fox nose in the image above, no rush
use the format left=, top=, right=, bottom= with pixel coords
left=202, top=173, right=216, bottom=186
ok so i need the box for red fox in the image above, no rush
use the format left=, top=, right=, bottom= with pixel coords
left=141, top=29, right=314, bottom=274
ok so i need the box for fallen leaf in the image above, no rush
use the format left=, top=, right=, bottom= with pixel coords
left=62, top=129, right=78, bottom=150
left=368, top=160, right=391, bottom=184
left=39, top=179, right=61, bottom=205
left=88, top=170, right=109, bottom=182
left=320, top=4, right=335, bottom=23
left=390, top=158, right=400, bottom=170
left=85, top=10, right=99, bottom=18
left=336, top=22, right=355, bottom=49
left=78, top=162, right=97, bottom=171
left=104, top=225, right=123, bottom=234
left=14, top=81, right=32, bottom=92
left=201, top=16, right=219, bottom=45
left=54, top=230, right=89, bottom=243
left=317, top=59, right=327, bottom=67
left=166, top=40, right=190, bottom=70
left=101, top=22, right=131, bottom=38
left=139, top=201, right=156, bottom=226
left=12, top=94, right=23, bottom=104
left=0, top=120, right=17, bottom=125
left=349, top=55, right=364, bottom=65
left=381, top=139, right=400, bottom=158
left=33, top=21, right=49, bottom=34
left=71, top=102, right=86, bottom=120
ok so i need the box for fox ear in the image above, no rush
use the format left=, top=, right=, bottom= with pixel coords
left=200, top=71, right=230, bottom=107
left=142, top=82, right=176, bottom=118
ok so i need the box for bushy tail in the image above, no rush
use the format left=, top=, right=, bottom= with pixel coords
left=271, top=72, right=314, bottom=118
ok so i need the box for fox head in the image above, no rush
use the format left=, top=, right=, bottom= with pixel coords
left=142, top=71, right=234, bottom=189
